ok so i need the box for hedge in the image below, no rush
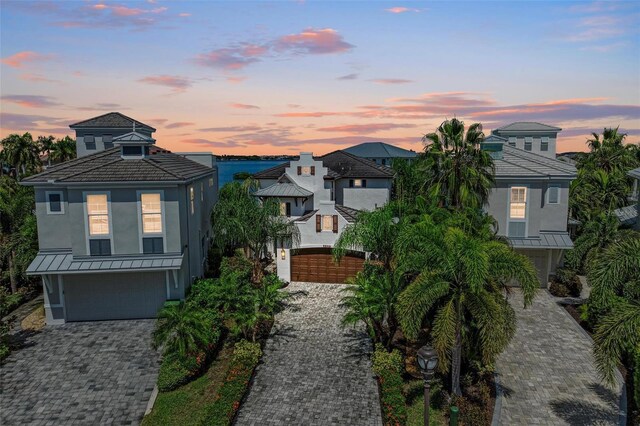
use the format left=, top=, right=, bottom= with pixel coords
left=372, top=344, right=407, bottom=426
left=201, top=340, right=262, bottom=425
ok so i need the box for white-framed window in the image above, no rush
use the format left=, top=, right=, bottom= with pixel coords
left=322, top=215, right=333, bottom=231
left=509, top=187, right=527, bottom=219
left=190, top=186, right=195, bottom=214
left=301, top=166, right=311, bottom=175
left=200, top=182, right=204, bottom=202
left=524, top=137, right=533, bottom=151
left=45, top=191, right=64, bottom=215
left=541, top=137, right=549, bottom=151
left=87, top=194, right=110, bottom=235
left=547, top=184, right=560, bottom=204
left=141, top=193, right=163, bottom=233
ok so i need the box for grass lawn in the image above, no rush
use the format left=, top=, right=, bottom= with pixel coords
left=141, top=344, right=234, bottom=426
left=406, top=382, right=447, bottom=426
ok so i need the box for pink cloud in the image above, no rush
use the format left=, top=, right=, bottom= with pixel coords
left=226, top=76, right=247, bottom=83
left=229, top=103, right=260, bottom=110
left=183, top=138, right=244, bottom=148
left=1, top=95, right=60, bottom=108
left=275, top=28, right=354, bottom=54
left=199, top=125, right=262, bottom=132
left=165, top=122, right=194, bottom=129
left=385, top=7, right=422, bottom=13
left=275, top=111, right=343, bottom=118
left=371, top=78, right=414, bottom=84
left=194, top=47, right=262, bottom=70
left=178, top=12, right=191, bottom=17
left=19, top=73, right=60, bottom=83
left=1, top=51, right=53, bottom=68
left=138, top=75, right=192, bottom=93
left=318, top=123, right=417, bottom=133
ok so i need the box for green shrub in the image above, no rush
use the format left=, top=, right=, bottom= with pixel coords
left=372, top=344, right=407, bottom=426
left=549, top=269, right=582, bottom=298
left=455, top=396, right=488, bottom=426
left=201, top=340, right=262, bottom=425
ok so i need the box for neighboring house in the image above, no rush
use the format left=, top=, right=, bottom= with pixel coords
left=614, top=166, right=640, bottom=230
left=21, top=114, right=218, bottom=324
left=492, top=122, right=561, bottom=159
left=482, top=128, right=577, bottom=285
left=343, top=141, right=417, bottom=166
left=253, top=151, right=393, bottom=284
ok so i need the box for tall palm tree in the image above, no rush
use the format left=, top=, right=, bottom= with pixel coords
left=37, top=135, right=56, bottom=167
left=420, top=118, right=495, bottom=210
left=49, top=136, right=77, bottom=164
left=395, top=214, right=538, bottom=395
left=152, top=302, right=210, bottom=357
left=582, top=127, right=638, bottom=173
left=0, top=133, right=41, bottom=179
left=588, top=237, right=640, bottom=385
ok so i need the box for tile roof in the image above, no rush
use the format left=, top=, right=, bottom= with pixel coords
left=494, top=122, right=561, bottom=132
left=295, top=210, right=318, bottom=222
left=508, top=231, right=574, bottom=249
left=254, top=182, right=313, bottom=198
left=70, top=112, right=155, bottom=131
left=494, top=145, right=577, bottom=178
left=113, top=131, right=155, bottom=143
left=336, top=205, right=360, bottom=223
left=21, top=146, right=214, bottom=184
left=253, top=150, right=394, bottom=180
left=27, top=251, right=183, bottom=275
left=614, top=204, right=638, bottom=227
left=628, top=167, right=640, bottom=180
left=344, top=142, right=417, bottom=159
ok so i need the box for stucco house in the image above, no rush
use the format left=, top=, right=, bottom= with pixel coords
left=343, top=141, right=417, bottom=166
left=21, top=113, right=218, bottom=324
left=614, top=166, right=640, bottom=229
left=253, top=151, right=393, bottom=284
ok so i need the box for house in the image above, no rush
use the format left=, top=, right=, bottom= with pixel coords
left=614, top=166, right=640, bottom=230
left=482, top=127, right=577, bottom=285
left=491, top=122, right=562, bottom=159
left=21, top=114, right=218, bottom=324
left=252, top=151, right=394, bottom=283
left=343, top=141, right=417, bottom=166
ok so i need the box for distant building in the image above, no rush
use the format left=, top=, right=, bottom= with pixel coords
left=343, top=141, right=417, bottom=166
left=492, top=122, right=562, bottom=159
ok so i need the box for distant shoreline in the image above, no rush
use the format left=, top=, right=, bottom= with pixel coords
left=216, top=156, right=297, bottom=162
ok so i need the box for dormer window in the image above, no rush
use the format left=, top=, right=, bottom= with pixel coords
left=103, top=134, right=113, bottom=149
left=84, top=134, right=96, bottom=150
left=350, top=179, right=366, bottom=188
left=120, top=145, right=150, bottom=158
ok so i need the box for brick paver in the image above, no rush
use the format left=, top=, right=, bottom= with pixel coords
left=1, top=320, right=160, bottom=425
left=495, top=290, right=624, bottom=425
left=235, top=282, right=383, bottom=426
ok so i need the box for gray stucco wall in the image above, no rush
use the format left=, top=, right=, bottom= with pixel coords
left=492, top=130, right=559, bottom=159
left=334, top=178, right=392, bottom=208
left=75, top=128, right=153, bottom=158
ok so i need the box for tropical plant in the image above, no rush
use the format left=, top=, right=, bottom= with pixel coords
left=581, top=127, right=638, bottom=173
left=341, top=266, right=405, bottom=348
left=395, top=214, right=539, bottom=395
left=420, top=118, right=494, bottom=210
left=152, top=302, right=210, bottom=357
left=37, top=135, right=56, bottom=167
left=49, top=136, right=77, bottom=163
left=211, top=180, right=300, bottom=284
left=0, top=133, right=41, bottom=179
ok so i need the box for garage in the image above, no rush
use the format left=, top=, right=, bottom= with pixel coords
left=64, top=272, right=167, bottom=321
left=290, top=248, right=365, bottom=283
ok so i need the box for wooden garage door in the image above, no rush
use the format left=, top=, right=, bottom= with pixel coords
left=291, top=248, right=364, bottom=283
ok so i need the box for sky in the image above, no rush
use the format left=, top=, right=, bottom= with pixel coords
left=1, top=0, right=639, bottom=156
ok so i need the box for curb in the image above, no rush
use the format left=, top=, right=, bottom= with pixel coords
left=491, top=373, right=503, bottom=426
left=144, top=385, right=159, bottom=417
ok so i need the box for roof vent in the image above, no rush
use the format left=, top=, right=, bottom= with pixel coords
left=481, top=142, right=504, bottom=160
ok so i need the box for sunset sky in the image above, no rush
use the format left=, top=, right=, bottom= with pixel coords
left=1, top=0, right=639, bottom=155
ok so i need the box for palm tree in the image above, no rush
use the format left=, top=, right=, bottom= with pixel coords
left=37, top=135, right=56, bottom=167
left=421, top=118, right=495, bottom=210
left=0, top=133, right=41, bottom=179
left=152, top=302, right=210, bottom=357
left=395, top=214, right=538, bottom=395
left=49, top=136, right=76, bottom=164
left=588, top=237, right=640, bottom=385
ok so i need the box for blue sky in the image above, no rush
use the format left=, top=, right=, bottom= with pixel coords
left=1, top=0, right=639, bottom=154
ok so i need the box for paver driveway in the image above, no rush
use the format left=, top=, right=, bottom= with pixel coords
left=1, top=320, right=160, bottom=426
left=495, top=290, right=624, bottom=425
left=235, top=282, right=383, bottom=426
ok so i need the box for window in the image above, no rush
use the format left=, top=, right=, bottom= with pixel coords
left=350, top=179, right=367, bottom=188
left=87, top=194, right=109, bottom=235
left=509, top=187, right=527, bottom=219
left=322, top=215, right=333, bottom=231
left=524, top=137, right=532, bottom=151
left=89, top=239, right=111, bottom=256
left=279, top=202, right=291, bottom=217
left=141, top=193, right=162, bottom=233
left=200, top=182, right=204, bottom=202
left=85, top=134, right=96, bottom=150
left=143, top=237, right=163, bottom=254
left=381, top=159, right=387, bottom=166
left=122, top=146, right=143, bottom=156
left=547, top=185, right=560, bottom=204
left=541, top=137, right=549, bottom=151
left=46, top=191, right=64, bottom=214
left=508, top=136, right=516, bottom=147
left=209, top=177, right=214, bottom=187
left=103, top=134, right=113, bottom=149
left=301, top=166, right=311, bottom=175
left=190, top=186, right=195, bottom=214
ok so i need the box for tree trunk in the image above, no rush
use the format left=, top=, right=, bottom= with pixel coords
left=451, top=328, right=463, bottom=396
left=9, top=250, right=18, bottom=294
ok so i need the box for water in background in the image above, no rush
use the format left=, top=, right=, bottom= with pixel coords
left=216, top=160, right=286, bottom=188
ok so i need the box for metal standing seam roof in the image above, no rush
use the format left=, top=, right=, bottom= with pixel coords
left=26, top=252, right=184, bottom=275
left=494, top=145, right=577, bottom=178
left=508, top=231, right=574, bottom=249
left=254, top=182, right=313, bottom=198
left=614, top=204, right=638, bottom=227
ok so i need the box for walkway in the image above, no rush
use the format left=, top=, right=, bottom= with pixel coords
left=1, top=320, right=160, bottom=425
left=235, top=282, right=383, bottom=426
left=495, top=290, right=624, bottom=425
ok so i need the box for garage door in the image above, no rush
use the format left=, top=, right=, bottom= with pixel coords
left=291, top=248, right=365, bottom=283
left=64, top=272, right=167, bottom=321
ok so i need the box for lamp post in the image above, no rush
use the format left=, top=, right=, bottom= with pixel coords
left=416, top=344, right=439, bottom=426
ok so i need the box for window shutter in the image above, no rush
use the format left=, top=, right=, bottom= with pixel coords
left=311, top=166, right=315, bottom=175
left=362, top=179, right=367, bottom=188
left=332, top=215, right=338, bottom=233
left=286, top=202, right=291, bottom=217
left=349, top=179, right=354, bottom=188
left=316, top=215, right=321, bottom=232
left=297, top=166, right=302, bottom=175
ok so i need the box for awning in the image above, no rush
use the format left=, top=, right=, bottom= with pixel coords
left=508, top=232, right=574, bottom=249
left=27, top=251, right=184, bottom=275
left=254, top=182, right=313, bottom=198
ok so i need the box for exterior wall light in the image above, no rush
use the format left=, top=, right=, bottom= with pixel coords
left=281, top=248, right=286, bottom=260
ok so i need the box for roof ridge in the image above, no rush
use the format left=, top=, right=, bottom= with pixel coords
left=322, top=150, right=394, bottom=176
left=23, top=147, right=119, bottom=181
left=144, top=155, right=183, bottom=179
left=69, top=112, right=155, bottom=131
left=496, top=121, right=561, bottom=131
left=504, top=146, right=576, bottom=174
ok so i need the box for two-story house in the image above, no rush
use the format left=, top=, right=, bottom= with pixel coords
left=21, top=114, right=218, bottom=324
left=491, top=121, right=562, bottom=159
left=253, top=151, right=393, bottom=284
left=343, top=141, right=417, bottom=166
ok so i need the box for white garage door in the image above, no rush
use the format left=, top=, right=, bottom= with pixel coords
left=64, top=272, right=167, bottom=321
